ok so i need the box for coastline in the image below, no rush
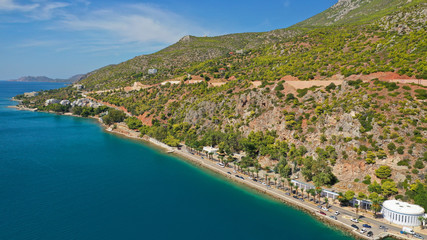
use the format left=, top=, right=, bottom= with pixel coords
left=96, top=120, right=403, bottom=240
left=8, top=103, right=413, bottom=240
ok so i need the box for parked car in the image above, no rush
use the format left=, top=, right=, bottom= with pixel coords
left=334, top=211, right=340, bottom=215
left=321, top=206, right=329, bottom=211
left=319, top=211, right=326, bottom=216
left=360, top=228, right=367, bottom=234
left=351, top=218, right=359, bottom=223
left=362, top=224, right=372, bottom=228
left=367, top=231, right=373, bottom=237
left=330, top=215, right=337, bottom=220
left=351, top=224, right=359, bottom=230
left=414, top=234, right=424, bottom=239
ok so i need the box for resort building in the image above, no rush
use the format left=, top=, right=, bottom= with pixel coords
left=291, top=180, right=340, bottom=199
left=351, top=198, right=372, bottom=210
left=291, top=179, right=315, bottom=191
left=203, top=146, right=219, bottom=155
left=321, top=189, right=340, bottom=200
left=381, top=200, right=425, bottom=227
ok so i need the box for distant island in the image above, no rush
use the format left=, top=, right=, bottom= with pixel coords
left=8, top=74, right=84, bottom=83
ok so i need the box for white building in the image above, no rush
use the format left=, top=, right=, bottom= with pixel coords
left=73, top=84, right=84, bottom=90
left=381, top=200, right=425, bottom=227
left=148, top=69, right=158, bottom=74
left=60, top=100, right=70, bottom=106
left=203, top=146, right=219, bottom=154
left=45, top=99, right=60, bottom=106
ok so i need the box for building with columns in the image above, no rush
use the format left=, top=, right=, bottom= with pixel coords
left=381, top=200, right=425, bottom=227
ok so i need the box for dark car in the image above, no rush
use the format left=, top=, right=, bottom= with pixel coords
left=362, top=224, right=372, bottom=228
left=227, top=172, right=231, bottom=174
left=367, top=231, right=373, bottom=237
left=351, top=224, right=359, bottom=230
left=319, top=211, right=326, bottom=216
left=330, top=215, right=337, bottom=220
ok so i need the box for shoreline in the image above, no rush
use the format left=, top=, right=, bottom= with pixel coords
left=97, top=120, right=403, bottom=240
left=9, top=104, right=414, bottom=240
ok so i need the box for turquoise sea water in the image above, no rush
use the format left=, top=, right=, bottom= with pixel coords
left=0, top=82, right=353, bottom=240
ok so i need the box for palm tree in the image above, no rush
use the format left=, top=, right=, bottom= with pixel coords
left=295, top=185, right=299, bottom=197
left=281, top=179, right=285, bottom=190
left=371, top=199, right=381, bottom=218
left=315, top=187, right=322, bottom=203
left=418, top=216, right=425, bottom=229
left=274, top=177, right=277, bottom=186
left=265, top=173, right=269, bottom=185
left=301, top=188, right=305, bottom=199
left=309, top=189, right=316, bottom=201
left=355, top=204, right=360, bottom=219
left=256, top=169, right=260, bottom=179
left=324, top=197, right=329, bottom=208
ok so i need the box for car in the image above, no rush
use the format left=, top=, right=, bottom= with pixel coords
left=252, top=178, right=257, bottom=182
left=367, top=231, right=373, bottom=237
left=317, top=205, right=322, bottom=209
left=362, top=224, right=372, bottom=228
left=227, top=171, right=231, bottom=174
left=235, top=175, right=240, bottom=178
left=334, top=211, right=340, bottom=215
left=322, top=207, right=329, bottom=211
left=351, top=218, right=359, bottom=223
left=330, top=215, right=337, bottom=220
left=414, top=234, right=424, bottom=239
left=379, top=225, right=385, bottom=229
left=360, top=228, right=367, bottom=234
left=262, top=182, right=266, bottom=185
left=285, top=192, right=290, bottom=196
left=351, top=224, right=359, bottom=230
left=319, top=211, right=326, bottom=216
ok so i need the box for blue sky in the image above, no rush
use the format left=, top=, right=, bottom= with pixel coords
left=0, top=0, right=337, bottom=80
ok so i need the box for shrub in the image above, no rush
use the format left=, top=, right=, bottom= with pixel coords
left=402, top=86, right=411, bottom=91
left=414, top=160, right=425, bottom=169
left=375, top=166, right=392, bottom=179
left=397, top=146, right=405, bottom=155
left=397, top=159, right=410, bottom=167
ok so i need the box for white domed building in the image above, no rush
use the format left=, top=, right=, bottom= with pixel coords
left=382, top=200, right=425, bottom=227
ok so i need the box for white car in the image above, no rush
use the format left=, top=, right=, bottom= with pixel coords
left=360, top=228, right=367, bottom=234
left=335, top=211, right=340, bottom=215
left=322, top=207, right=329, bottom=211
left=351, top=218, right=359, bottom=223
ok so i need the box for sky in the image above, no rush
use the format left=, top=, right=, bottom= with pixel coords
left=0, top=0, right=337, bottom=80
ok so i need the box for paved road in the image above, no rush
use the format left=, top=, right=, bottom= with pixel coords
left=177, top=148, right=427, bottom=240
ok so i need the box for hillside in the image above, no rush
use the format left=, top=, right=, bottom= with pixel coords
left=17, top=0, right=427, bottom=209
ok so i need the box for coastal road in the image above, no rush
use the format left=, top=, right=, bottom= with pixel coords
left=173, top=147, right=426, bottom=240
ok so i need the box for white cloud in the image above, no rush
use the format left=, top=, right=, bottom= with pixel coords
left=60, top=3, right=207, bottom=45
left=0, top=0, right=39, bottom=11
left=33, top=2, right=70, bottom=20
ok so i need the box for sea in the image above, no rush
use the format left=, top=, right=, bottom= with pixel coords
left=0, top=81, right=353, bottom=239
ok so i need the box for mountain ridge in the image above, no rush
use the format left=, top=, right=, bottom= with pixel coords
left=9, top=74, right=84, bottom=83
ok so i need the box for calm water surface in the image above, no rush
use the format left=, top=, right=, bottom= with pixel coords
left=0, top=81, right=353, bottom=239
